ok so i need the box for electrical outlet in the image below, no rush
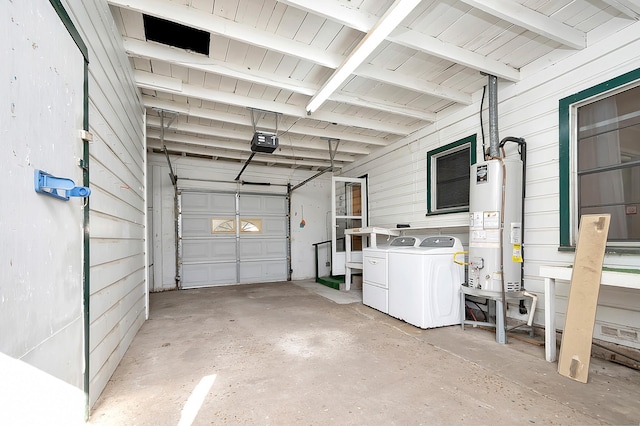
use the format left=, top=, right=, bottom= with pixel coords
left=325, top=261, right=330, bottom=267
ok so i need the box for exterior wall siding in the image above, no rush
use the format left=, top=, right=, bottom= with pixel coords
left=344, top=22, right=640, bottom=350
left=62, top=0, right=146, bottom=406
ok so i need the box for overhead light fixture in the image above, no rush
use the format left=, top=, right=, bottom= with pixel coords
left=305, top=0, right=421, bottom=115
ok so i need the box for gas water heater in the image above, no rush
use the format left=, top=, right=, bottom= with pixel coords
left=468, top=156, right=523, bottom=293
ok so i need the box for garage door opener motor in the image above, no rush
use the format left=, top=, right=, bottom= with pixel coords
left=236, top=109, right=281, bottom=181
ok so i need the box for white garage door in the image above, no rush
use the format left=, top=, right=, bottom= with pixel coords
left=179, top=190, right=289, bottom=288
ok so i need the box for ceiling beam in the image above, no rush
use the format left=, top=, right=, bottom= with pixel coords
left=116, top=0, right=490, bottom=106
left=355, top=64, right=472, bottom=105
left=601, top=0, right=640, bottom=19
left=134, top=70, right=415, bottom=135
left=149, top=140, right=339, bottom=169
left=146, top=118, right=361, bottom=160
left=459, top=0, right=586, bottom=49
left=284, top=122, right=395, bottom=147
left=280, top=0, right=520, bottom=82
left=306, top=0, right=422, bottom=113
left=388, top=29, right=520, bottom=82
left=330, top=93, right=436, bottom=122
left=147, top=134, right=344, bottom=168
left=107, top=0, right=343, bottom=68
left=279, top=0, right=377, bottom=32
left=125, top=38, right=434, bottom=121
left=123, top=37, right=316, bottom=96
left=142, top=97, right=393, bottom=147
left=271, top=6, right=472, bottom=104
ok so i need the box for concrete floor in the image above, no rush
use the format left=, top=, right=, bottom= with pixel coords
left=89, top=280, right=640, bottom=425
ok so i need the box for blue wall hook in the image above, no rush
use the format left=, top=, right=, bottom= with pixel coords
left=34, top=169, right=91, bottom=201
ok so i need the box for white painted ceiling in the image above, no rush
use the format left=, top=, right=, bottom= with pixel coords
left=108, top=0, right=639, bottom=171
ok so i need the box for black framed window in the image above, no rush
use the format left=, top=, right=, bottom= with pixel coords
left=427, top=135, right=477, bottom=214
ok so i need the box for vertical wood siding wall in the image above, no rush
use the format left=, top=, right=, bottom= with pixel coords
left=344, top=22, right=640, bottom=350
left=63, top=0, right=146, bottom=406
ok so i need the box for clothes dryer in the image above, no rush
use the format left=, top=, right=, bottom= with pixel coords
left=388, top=236, right=464, bottom=328
left=362, top=236, right=421, bottom=314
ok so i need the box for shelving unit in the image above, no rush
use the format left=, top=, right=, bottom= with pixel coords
left=344, top=227, right=399, bottom=291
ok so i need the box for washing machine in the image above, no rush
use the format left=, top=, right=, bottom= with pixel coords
left=388, top=236, right=464, bottom=328
left=362, top=236, right=421, bottom=314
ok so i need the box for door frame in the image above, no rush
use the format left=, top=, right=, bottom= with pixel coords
left=49, top=0, right=91, bottom=417
left=331, top=176, right=368, bottom=276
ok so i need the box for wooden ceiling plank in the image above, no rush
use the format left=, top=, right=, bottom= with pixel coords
left=123, top=38, right=317, bottom=95
left=601, top=0, right=640, bottom=19
left=276, top=4, right=308, bottom=40
left=148, top=130, right=355, bottom=162
left=293, top=12, right=326, bottom=45
left=331, top=93, right=435, bottom=121
left=108, top=0, right=343, bottom=68
left=142, top=96, right=390, bottom=146
left=132, top=57, right=152, bottom=72
left=209, top=34, right=230, bottom=62
left=149, top=141, right=338, bottom=169
left=189, top=0, right=213, bottom=13
left=135, top=71, right=415, bottom=135
left=388, top=28, right=521, bottom=81
left=284, top=123, right=392, bottom=146
left=135, top=70, right=183, bottom=92
left=459, top=0, right=585, bottom=49
left=235, top=0, right=261, bottom=26
left=147, top=136, right=343, bottom=168
left=278, top=0, right=378, bottom=32
left=146, top=117, right=367, bottom=158
left=279, top=0, right=520, bottom=81
left=144, top=97, right=250, bottom=125
left=128, top=40, right=428, bottom=120
left=212, top=0, right=239, bottom=20
left=117, top=8, right=146, bottom=39
left=225, top=39, right=250, bottom=65
left=305, top=0, right=423, bottom=113
left=356, top=63, right=472, bottom=104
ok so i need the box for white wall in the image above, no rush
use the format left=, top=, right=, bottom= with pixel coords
left=2, top=0, right=147, bottom=414
left=344, top=22, right=640, bottom=350
left=2, top=0, right=86, bottom=404
left=290, top=178, right=333, bottom=280
left=148, top=153, right=332, bottom=289
left=62, top=0, right=146, bottom=407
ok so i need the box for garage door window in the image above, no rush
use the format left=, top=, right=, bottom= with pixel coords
left=240, top=219, right=262, bottom=233
left=426, top=135, right=477, bottom=214
left=211, top=218, right=235, bottom=233
left=559, top=69, right=640, bottom=247
left=212, top=218, right=263, bottom=234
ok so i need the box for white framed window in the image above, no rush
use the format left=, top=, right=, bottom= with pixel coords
left=426, top=135, right=477, bottom=214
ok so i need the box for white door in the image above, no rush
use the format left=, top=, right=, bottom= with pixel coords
left=332, top=177, right=367, bottom=275
left=180, top=190, right=288, bottom=288
left=2, top=0, right=85, bottom=389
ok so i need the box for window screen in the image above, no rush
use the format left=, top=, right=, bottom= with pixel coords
left=426, top=135, right=476, bottom=214
left=436, top=148, right=470, bottom=209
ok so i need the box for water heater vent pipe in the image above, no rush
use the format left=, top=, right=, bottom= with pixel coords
left=488, top=74, right=500, bottom=158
